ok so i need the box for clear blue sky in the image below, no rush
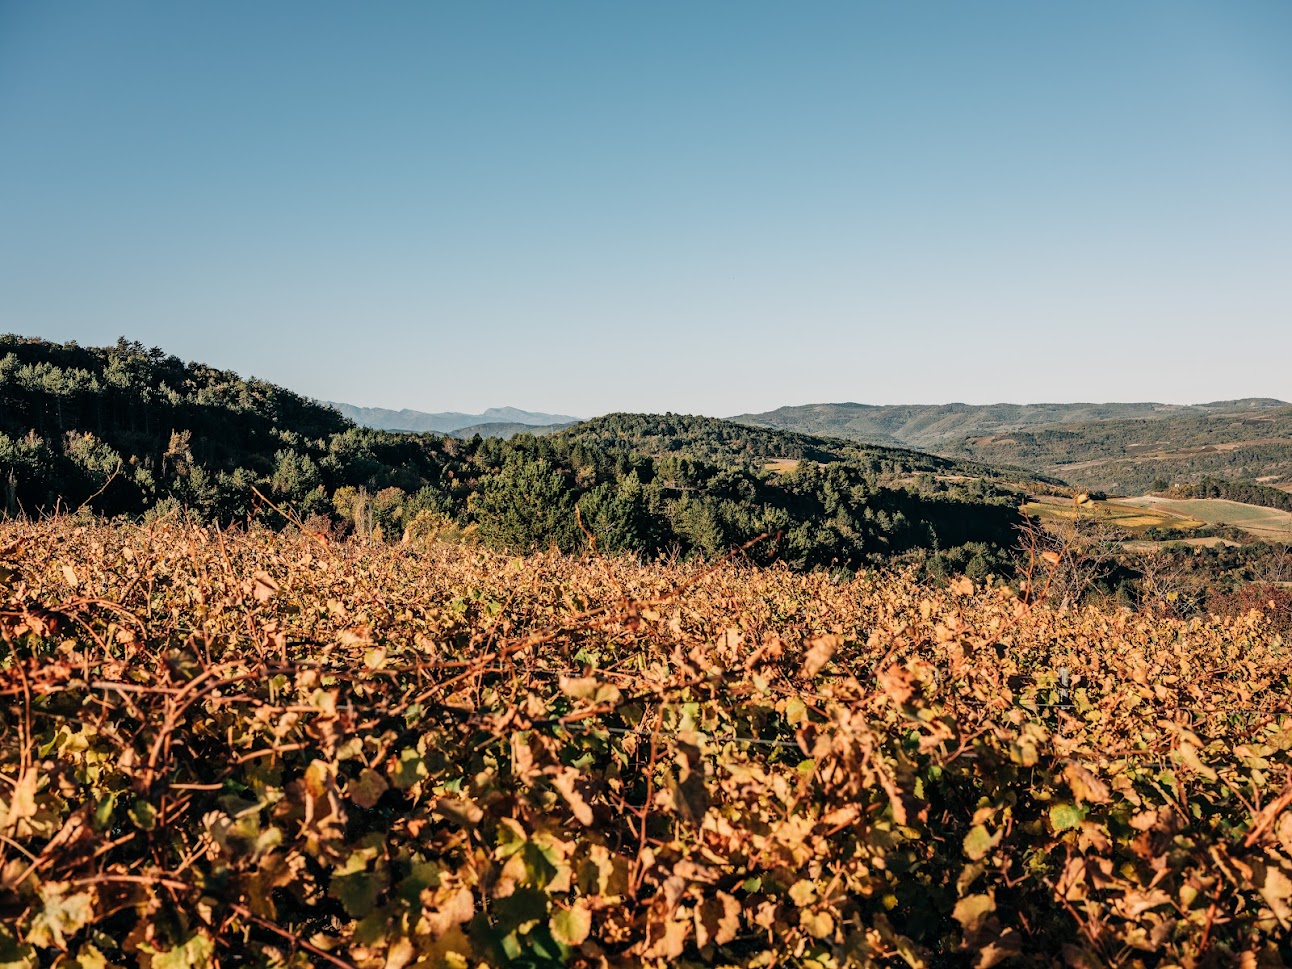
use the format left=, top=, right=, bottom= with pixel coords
left=2, top=2, right=1289, bottom=416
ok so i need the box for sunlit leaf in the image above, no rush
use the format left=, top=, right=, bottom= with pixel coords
left=1049, top=803, right=1085, bottom=832
left=549, top=898, right=592, bottom=946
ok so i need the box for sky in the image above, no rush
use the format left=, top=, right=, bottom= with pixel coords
left=1, top=2, right=1290, bottom=417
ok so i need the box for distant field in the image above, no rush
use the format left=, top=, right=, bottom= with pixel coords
left=1022, top=497, right=1204, bottom=533
left=1112, top=495, right=1292, bottom=542
left=1122, top=537, right=1241, bottom=553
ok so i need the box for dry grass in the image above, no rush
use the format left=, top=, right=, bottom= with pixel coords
left=1022, top=498, right=1204, bottom=534
left=761, top=458, right=802, bottom=474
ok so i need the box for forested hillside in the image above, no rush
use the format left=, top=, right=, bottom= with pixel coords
left=954, top=408, right=1292, bottom=494
left=564, top=411, right=1039, bottom=481
left=738, top=399, right=1292, bottom=494
left=733, top=398, right=1285, bottom=448
left=448, top=420, right=576, bottom=439
left=0, top=336, right=1028, bottom=575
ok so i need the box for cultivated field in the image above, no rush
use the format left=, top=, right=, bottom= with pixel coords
left=1113, top=496, right=1292, bottom=542
left=1024, top=493, right=1292, bottom=544
left=1021, top=495, right=1204, bottom=534
left=0, top=519, right=1289, bottom=967
left=1121, top=536, right=1240, bottom=553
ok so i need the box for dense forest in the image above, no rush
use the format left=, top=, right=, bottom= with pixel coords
left=0, top=335, right=1030, bottom=574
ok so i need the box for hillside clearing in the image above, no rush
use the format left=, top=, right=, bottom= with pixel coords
left=762, top=458, right=802, bottom=474
left=1122, top=536, right=1241, bottom=552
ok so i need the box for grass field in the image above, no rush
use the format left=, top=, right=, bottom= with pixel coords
left=1021, top=496, right=1204, bottom=533
left=1122, top=536, right=1241, bottom=553
left=1024, top=494, right=1292, bottom=543
left=762, top=458, right=802, bottom=474
left=1113, top=495, right=1292, bottom=542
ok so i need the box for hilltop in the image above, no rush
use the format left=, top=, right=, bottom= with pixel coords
left=448, top=419, right=578, bottom=439
left=561, top=412, right=1052, bottom=487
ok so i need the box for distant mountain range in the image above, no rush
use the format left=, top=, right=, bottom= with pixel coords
left=733, top=399, right=1292, bottom=494
left=326, top=402, right=582, bottom=435
left=730, top=399, right=1289, bottom=450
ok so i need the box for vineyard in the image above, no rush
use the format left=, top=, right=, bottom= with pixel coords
left=0, top=518, right=1290, bottom=967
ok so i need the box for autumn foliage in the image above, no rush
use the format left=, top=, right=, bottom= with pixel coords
left=0, top=519, right=1289, bottom=967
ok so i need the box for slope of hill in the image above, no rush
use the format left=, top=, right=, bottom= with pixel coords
left=952, top=406, right=1292, bottom=494
left=736, top=399, right=1292, bottom=493
left=458, top=412, right=1042, bottom=572
left=0, top=336, right=1030, bottom=574
left=734, top=399, right=1287, bottom=449
left=735, top=401, right=1175, bottom=448
left=0, top=334, right=450, bottom=519
left=328, top=401, right=581, bottom=433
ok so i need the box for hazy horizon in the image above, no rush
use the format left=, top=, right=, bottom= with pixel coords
left=326, top=393, right=1289, bottom=421
left=3, top=3, right=1289, bottom=414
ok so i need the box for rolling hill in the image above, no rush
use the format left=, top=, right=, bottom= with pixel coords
left=558, top=412, right=1055, bottom=489
left=735, top=399, right=1292, bottom=494
left=448, top=420, right=577, bottom=439
left=0, top=336, right=1042, bottom=574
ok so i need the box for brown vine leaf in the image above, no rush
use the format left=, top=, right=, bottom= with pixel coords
left=801, top=634, right=841, bottom=678
left=952, top=893, right=995, bottom=933
left=550, top=768, right=593, bottom=825
left=250, top=571, right=278, bottom=602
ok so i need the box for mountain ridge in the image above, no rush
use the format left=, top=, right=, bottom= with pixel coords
left=326, top=401, right=581, bottom=434
left=731, top=399, right=1289, bottom=449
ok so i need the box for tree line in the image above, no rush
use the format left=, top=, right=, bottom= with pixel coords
left=1163, top=476, right=1292, bottom=513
